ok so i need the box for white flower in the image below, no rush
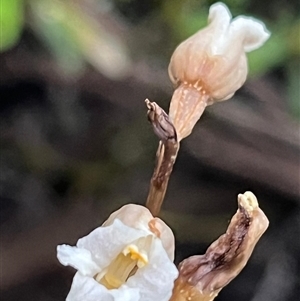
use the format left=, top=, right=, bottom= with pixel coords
left=168, top=2, right=270, bottom=141
left=57, top=204, right=178, bottom=301
left=169, top=2, right=270, bottom=102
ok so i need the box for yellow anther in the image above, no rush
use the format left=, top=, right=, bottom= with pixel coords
left=124, top=245, right=148, bottom=266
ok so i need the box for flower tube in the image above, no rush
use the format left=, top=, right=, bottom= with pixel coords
left=57, top=204, right=178, bottom=301
left=168, top=2, right=270, bottom=141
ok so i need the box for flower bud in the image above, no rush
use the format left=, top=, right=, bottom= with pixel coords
left=168, top=2, right=270, bottom=141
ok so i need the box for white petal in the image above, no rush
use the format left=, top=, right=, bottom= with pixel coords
left=207, top=3, right=232, bottom=55
left=103, top=204, right=153, bottom=233
left=149, top=217, right=175, bottom=261
left=208, top=2, right=231, bottom=27
left=110, top=285, right=140, bottom=301
left=126, top=237, right=179, bottom=301
left=66, top=273, right=140, bottom=301
left=77, top=219, right=151, bottom=270
left=103, top=204, right=175, bottom=260
left=57, top=245, right=100, bottom=276
left=230, top=16, right=271, bottom=52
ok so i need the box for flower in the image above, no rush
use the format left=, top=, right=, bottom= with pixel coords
left=168, top=2, right=270, bottom=141
left=170, top=192, right=269, bottom=301
left=57, top=204, right=178, bottom=301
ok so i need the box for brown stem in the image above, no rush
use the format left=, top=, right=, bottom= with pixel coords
left=145, top=99, right=179, bottom=216
left=145, top=84, right=208, bottom=216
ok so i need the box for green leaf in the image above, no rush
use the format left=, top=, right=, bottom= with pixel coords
left=29, top=0, right=84, bottom=76
left=0, top=0, right=24, bottom=51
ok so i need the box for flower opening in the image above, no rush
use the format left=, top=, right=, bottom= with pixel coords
left=95, top=236, right=152, bottom=289
left=57, top=204, right=178, bottom=301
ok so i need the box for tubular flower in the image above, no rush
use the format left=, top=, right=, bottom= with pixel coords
left=57, top=204, right=178, bottom=301
left=168, top=2, right=270, bottom=141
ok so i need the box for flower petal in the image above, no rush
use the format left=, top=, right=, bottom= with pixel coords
left=103, top=204, right=175, bottom=260
left=103, top=204, right=153, bottom=232
left=66, top=273, right=140, bottom=301
left=209, top=2, right=231, bottom=26
left=126, top=237, right=179, bottom=301
left=230, top=16, right=271, bottom=52
left=148, top=217, right=175, bottom=261
left=57, top=245, right=100, bottom=276
left=77, top=219, right=151, bottom=270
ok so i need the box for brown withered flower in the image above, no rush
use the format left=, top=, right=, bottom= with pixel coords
left=170, top=191, right=269, bottom=301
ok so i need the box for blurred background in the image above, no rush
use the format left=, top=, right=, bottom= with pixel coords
left=1, top=0, right=299, bottom=300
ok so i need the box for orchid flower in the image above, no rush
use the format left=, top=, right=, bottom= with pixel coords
left=168, top=2, right=270, bottom=141
left=57, top=204, right=178, bottom=301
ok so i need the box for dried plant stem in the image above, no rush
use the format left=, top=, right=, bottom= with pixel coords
left=145, top=99, right=179, bottom=216
left=146, top=141, right=179, bottom=216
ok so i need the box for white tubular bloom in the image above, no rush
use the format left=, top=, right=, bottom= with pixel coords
left=168, top=2, right=270, bottom=141
left=57, top=204, right=178, bottom=301
left=169, top=2, right=270, bottom=102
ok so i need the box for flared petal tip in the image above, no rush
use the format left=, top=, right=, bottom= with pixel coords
left=232, top=16, right=271, bottom=52
left=209, top=2, right=232, bottom=25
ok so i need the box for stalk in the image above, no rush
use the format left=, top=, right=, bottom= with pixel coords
left=169, top=84, right=209, bottom=142
left=145, top=99, right=179, bottom=216
left=145, top=84, right=209, bottom=216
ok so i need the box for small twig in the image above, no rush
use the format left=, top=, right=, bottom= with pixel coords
left=145, top=99, right=179, bottom=216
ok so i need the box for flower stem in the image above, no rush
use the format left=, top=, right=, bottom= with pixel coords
left=169, top=84, right=209, bottom=142
left=145, top=99, right=179, bottom=216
